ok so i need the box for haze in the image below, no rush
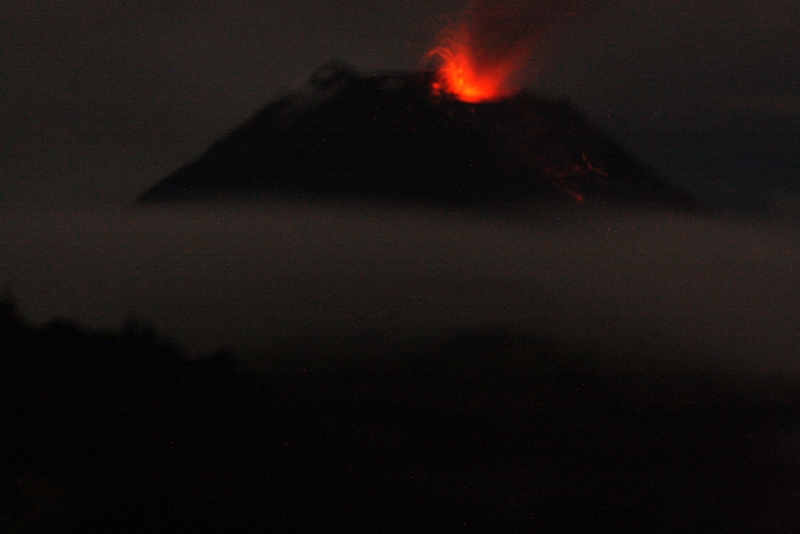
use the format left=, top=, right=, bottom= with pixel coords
left=2, top=201, right=798, bottom=376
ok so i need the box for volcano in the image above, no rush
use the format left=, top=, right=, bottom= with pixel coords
left=137, top=62, right=696, bottom=209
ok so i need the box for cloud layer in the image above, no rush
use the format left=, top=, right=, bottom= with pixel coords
left=2, top=202, right=798, bottom=375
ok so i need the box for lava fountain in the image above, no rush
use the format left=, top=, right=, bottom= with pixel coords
left=425, top=0, right=583, bottom=102
left=426, top=29, right=521, bottom=102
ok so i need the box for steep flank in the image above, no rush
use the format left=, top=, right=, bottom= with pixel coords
left=137, top=62, right=698, bottom=210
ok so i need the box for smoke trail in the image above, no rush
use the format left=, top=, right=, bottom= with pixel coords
left=462, top=0, right=582, bottom=73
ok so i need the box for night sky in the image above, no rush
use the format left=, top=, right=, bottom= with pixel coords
left=2, top=0, right=798, bottom=209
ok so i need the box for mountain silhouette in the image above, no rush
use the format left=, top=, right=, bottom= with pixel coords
left=137, top=62, right=697, bottom=209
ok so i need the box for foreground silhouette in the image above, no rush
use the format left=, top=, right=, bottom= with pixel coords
left=2, top=297, right=798, bottom=531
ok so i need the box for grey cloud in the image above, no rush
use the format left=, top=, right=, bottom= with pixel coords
left=2, top=202, right=798, bottom=376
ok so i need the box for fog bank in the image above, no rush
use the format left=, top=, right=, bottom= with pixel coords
left=2, top=201, right=798, bottom=374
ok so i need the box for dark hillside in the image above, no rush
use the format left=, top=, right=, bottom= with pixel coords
left=2, top=298, right=798, bottom=532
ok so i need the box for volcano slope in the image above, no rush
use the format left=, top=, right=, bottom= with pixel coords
left=137, top=63, right=696, bottom=209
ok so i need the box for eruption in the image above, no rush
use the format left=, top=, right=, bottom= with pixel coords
left=426, top=30, right=520, bottom=103
left=425, top=0, right=582, bottom=102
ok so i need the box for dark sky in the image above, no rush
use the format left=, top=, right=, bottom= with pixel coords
left=1, top=0, right=799, bottom=209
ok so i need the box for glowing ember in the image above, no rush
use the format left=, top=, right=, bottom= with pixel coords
left=426, top=33, right=517, bottom=102
left=424, top=0, right=584, bottom=103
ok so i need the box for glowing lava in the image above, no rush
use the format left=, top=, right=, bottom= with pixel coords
left=424, top=0, right=583, bottom=103
left=426, top=38, right=518, bottom=103
left=422, top=0, right=542, bottom=103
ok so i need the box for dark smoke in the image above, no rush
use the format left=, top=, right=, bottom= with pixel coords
left=460, top=0, right=584, bottom=74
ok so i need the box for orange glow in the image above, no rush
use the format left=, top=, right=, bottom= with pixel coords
left=423, top=0, right=585, bottom=103
left=427, top=43, right=506, bottom=102
left=425, top=33, right=520, bottom=103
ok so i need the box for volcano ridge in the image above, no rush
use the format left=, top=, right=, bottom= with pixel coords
left=137, top=62, right=697, bottom=209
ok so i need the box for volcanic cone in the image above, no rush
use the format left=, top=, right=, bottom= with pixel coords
left=137, top=62, right=696, bottom=210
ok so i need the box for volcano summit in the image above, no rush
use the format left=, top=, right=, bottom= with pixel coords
left=137, top=63, right=695, bottom=209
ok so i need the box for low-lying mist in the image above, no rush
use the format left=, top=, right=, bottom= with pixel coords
left=2, top=200, right=798, bottom=375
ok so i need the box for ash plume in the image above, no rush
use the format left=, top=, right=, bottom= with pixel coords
left=448, top=0, right=584, bottom=79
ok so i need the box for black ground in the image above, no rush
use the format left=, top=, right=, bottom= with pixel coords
left=2, top=297, right=798, bottom=532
